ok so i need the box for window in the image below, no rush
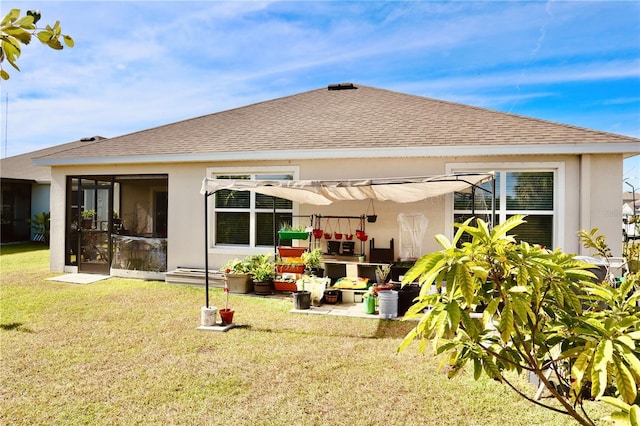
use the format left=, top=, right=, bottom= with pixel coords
left=454, top=170, right=555, bottom=248
left=213, top=173, right=294, bottom=247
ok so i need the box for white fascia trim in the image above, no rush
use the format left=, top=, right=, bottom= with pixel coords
left=33, top=143, right=639, bottom=166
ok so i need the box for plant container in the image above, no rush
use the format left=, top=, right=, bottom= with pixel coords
left=219, top=308, right=234, bottom=325
left=225, top=273, right=252, bottom=294
left=274, top=280, right=298, bottom=291
left=276, top=264, right=305, bottom=274
left=278, top=230, right=309, bottom=240
left=253, top=280, right=273, bottom=295
left=277, top=246, right=307, bottom=258
left=293, top=290, right=311, bottom=310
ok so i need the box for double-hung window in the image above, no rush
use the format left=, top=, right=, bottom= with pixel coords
left=453, top=169, right=556, bottom=248
left=213, top=173, right=294, bottom=247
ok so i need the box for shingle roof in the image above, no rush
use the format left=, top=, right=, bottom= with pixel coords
left=35, top=84, right=639, bottom=163
left=1, top=137, right=105, bottom=181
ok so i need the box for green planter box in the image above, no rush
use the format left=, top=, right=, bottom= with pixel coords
left=278, top=230, right=309, bottom=240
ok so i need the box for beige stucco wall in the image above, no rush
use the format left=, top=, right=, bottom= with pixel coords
left=48, top=153, right=625, bottom=274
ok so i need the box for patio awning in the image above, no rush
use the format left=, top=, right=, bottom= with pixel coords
left=200, top=172, right=494, bottom=205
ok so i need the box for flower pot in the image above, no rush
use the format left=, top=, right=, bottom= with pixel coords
left=334, top=232, right=342, bottom=240
left=277, top=246, right=307, bottom=258
left=225, top=273, right=252, bottom=294
left=367, top=215, right=377, bottom=223
left=276, top=264, right=305, bottom=274
left=293, top=290, right=311, bottom=310
left=324, top=289, right=339, bottom=304
left=219, top=308, right=234, bottom=325
left=253, top=280, right=273, bottom=295
left=312, top=229, right=324, bottom=239
left=274, top=280, right=298, bottom=291
left=278, top=230, right=309, bottom=240
left=201, top=306, right=218, bottom=326
left=324, top=232, right=332, bottom=240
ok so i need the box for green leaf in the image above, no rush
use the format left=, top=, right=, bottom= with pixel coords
left=600, top=396, right=631, bottom=411
left=473, top=358, right=482, bottom=380
left=571, top=346, right=593, bottom=390
left=630, top=404, right=639, bottom=426
left=63, top=35, right=74, bottom=47
left=36, top=30, right=53, bottom=43
left=482, top=355, right=502, bottom=381
left=434, top=233, right=451, bottom=250
left=14, top=15, right=35, bottom=29
left=614, top=357, right=637, bottom=404
left=397, top=326, right=418, bottom=353
left=619, top=345, right=640, bottom=380
left=499, top=301, right=514, bottom=343
left=1, top=9, right=21, bottom=26
left=445, top=301, right=461, bottom=332
left=594, top=339, right=613, bottom=372
left=456, top=263, right=474, bottom=306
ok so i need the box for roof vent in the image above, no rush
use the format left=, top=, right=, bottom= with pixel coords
left=328, top=82, right=357, bottom=91
left=80, top=137, right=96, bottom=142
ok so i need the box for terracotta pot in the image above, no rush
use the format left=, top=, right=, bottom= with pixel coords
left=219, top=308, right=234, bottom=325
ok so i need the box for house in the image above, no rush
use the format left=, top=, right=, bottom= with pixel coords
left=31, top=83, right=639, bottom=279
left=0, top=137, right=105, bottom=243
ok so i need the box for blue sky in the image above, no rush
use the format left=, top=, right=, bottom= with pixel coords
left=1, top=1, right=639, bottom=187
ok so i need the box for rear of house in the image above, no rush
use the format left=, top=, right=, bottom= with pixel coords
left=33, top=84, right=639, bottom=278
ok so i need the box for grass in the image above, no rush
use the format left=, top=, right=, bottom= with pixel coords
left=0, top=244, right=607, bottom=425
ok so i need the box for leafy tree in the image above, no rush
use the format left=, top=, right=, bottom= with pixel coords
left=398, top=215, right=640, bottom=426
left=27, top=211, right=50, bottom=245
left=1, top=8, right=74, bottom=80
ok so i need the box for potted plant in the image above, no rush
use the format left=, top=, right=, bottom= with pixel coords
left=278, top=223, right=309, bottom=241
left=219, top=276, right=234, bottom=325
left=301, top=248, right=324, bottom=277
left=81, top=209, right=95, bottom=229
left=292, top=274, right=313, bottom=309
left=373, top=264, right=393, bottom=293
left=222, top=257, right=252, bottom=294
left=248, top=254, right=275, bottom=295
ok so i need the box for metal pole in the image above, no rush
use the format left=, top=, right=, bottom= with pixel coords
left=491, top=175, right=496, bottom=229
left=204, top=191, right=209, bottom=308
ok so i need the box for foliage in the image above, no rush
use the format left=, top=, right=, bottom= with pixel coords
left=398, top=215, right=640, bottom=426
left=375, top=263, right=392, bottom=283
left=301, top=248, right=323, bottom=269
left=578, top=228, right=613, bottom=258
left=81, top=209, right=95, bottom=220
left=279, top=223, right=307, bottom=232
left=1, top=8, right=74, bottom=80
left=247, top=253, right=275, bottom=281
left=222, top=257, right=251, bottom=275
left=26, top=212, right=50, bottom=242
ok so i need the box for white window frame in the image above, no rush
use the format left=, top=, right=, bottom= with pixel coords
left=446, top=162, right=565, bottom=248
left=205, top=166, right=300, bottom=255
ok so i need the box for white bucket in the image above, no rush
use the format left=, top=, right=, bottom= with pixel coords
left=378, top=290, right=398, bottom=319
left=201, top=306, right=218, bottom=326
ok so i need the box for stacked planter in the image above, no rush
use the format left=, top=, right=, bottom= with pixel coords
left=274, top=246, right=307, bottom=291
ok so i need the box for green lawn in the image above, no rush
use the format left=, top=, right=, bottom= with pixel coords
left=0, top=244, right=606, bottom=425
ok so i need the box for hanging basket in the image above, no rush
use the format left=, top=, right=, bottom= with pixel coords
left=366, top=199, right=377, bottom=222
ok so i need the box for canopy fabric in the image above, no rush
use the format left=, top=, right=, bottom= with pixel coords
left=200, top=172, right=494, bottom=205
